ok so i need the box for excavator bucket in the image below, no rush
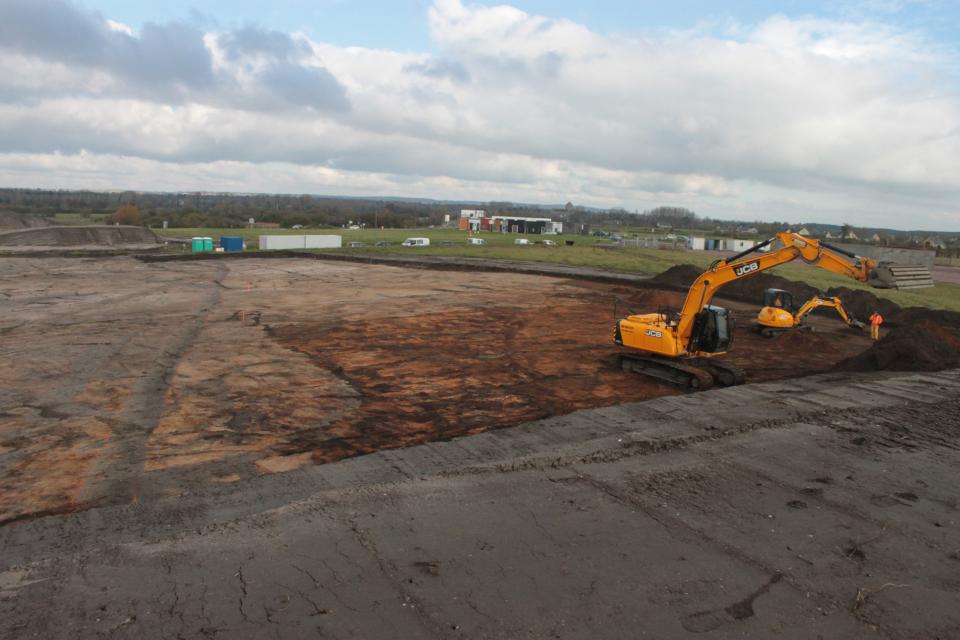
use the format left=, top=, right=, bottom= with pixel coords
left=868, top=262, right=935, bottom=289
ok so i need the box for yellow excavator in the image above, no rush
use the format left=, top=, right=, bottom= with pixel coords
left=755, top=289, right=864, bottom=337
left=614, top=232, right=886, bottom=390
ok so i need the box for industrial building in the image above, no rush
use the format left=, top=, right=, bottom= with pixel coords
left=458, top=209, right=562, bottom=234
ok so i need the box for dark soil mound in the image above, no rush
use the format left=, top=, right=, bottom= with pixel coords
left=0, top=211, right=49, bottom=229
left=835, top=320, right=960, bottom=372
left=649, top=263, right=819, bottom=306
left=0, top=225, right=158, bottom=247
left=650, top=264, right=923, bottom=325
left=648, top=264, right=703, bottom=289
left=825, top=286, right=900, bottom=324
left=889, top=307, right=960, bottom=329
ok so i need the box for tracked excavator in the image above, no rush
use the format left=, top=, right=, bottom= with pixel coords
left=614, top=232, right=889, bottom=390
left=755, top=289, right=865, bottom=337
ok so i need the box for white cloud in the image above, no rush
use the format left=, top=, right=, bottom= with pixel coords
left=105, top=19, right=133, bottom=36
left=0, top=0, right=958, bottom=228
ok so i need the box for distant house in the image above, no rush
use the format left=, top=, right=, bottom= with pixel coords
left=844, top=230, right=859, bottom=240
left=798, top=227, right=811, bottom=236
left=871, top=233, right=882, bottom=243
left=824, top=231, right=835, bottom=239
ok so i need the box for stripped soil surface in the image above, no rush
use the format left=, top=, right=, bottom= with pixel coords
left=0, top=257, right=875, bottom=524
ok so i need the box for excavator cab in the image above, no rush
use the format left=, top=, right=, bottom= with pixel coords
left=762, top=288, right=794, bottom=312
left=689, top=305, right=733, bottom=354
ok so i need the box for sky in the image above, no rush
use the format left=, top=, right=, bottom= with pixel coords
left=0, top=0, right=958, bottom=229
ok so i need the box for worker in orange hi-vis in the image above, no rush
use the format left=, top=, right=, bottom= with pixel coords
left=869, top=311, right=884, bottom=341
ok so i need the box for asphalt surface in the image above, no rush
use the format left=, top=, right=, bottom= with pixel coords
left=3, top=369, right=959, bottom=639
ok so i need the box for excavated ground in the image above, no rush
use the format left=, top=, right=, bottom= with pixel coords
left=0, top=256, right=874, bottom=525
left=4, top=254, right=960, bottom=638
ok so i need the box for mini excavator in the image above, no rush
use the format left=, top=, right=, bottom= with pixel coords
left=755, top=289, right=865, bottom=337
left=614, top=232, right=889, bottom=390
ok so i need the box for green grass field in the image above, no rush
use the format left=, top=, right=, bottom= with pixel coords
left=157, top=227, right=960, bottom=311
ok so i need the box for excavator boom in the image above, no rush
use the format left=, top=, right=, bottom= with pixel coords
left=615, top=232, right=880, bottom=389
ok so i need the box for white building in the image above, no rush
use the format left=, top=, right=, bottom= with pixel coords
left=725, top=239, right=755, bottom=252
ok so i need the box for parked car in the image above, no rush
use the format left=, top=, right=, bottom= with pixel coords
left=467, top=237, right=486, bottom=245
left=514, top=238, right=531, bottom=245
left=375, top=240, right=391, bottom=247
left=401, top=237, right=430, bottom=247
left=541, top=239, right=556, bottom=246
left=347, top=241, right=367, bottom=248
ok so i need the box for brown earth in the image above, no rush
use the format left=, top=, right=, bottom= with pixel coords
left=0, top=257, right=878, bottom=525
left=837, top=320, right=960, bottom=372
left=3, top=255, right=959, bottom=640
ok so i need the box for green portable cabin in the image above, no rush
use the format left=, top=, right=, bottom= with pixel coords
left=191, top=237, right=205, bottom=253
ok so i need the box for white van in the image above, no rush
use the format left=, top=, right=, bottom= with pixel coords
left=467, top=237, right=486, bottom=245
left=401, top=237, right=430, bottom=247
left=514, top=238, right=531, bottom=245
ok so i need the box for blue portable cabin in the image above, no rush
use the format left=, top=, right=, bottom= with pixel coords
left=220, top=236, right=244, bottom=252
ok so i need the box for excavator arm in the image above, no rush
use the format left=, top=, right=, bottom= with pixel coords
left=795, top=296, right=865, bottom=329
left=674, top=232, right=876, bottom=349
left=615, top=232, right=880, bottom=389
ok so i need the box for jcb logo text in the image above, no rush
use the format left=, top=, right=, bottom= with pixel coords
left=734, top=262, right=759, bottom=277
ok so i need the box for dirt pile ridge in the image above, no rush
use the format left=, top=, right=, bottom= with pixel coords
left=0, top=224, right=159, bottom=247
left=649, top=264, right=953, bottom=327
left=650, top=264, right=818, bottom=307
left=836, top=319, right=960, bottom=372
left=824, top=286, right=900, bottom=323
left=0, top=210, right=49, bottom=229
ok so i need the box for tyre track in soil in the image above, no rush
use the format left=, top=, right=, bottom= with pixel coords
left=78, top=261, right=228, bottom=507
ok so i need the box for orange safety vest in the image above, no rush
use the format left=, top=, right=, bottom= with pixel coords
left=870, top=313, right=884, bottom=326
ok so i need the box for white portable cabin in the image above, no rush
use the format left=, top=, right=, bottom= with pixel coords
left=258, top=235, right=342, bottom=250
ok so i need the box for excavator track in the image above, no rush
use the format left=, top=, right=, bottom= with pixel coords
left=692, top=359, right=747, bottom=387
left=619, top=354, right=714, bottom=391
